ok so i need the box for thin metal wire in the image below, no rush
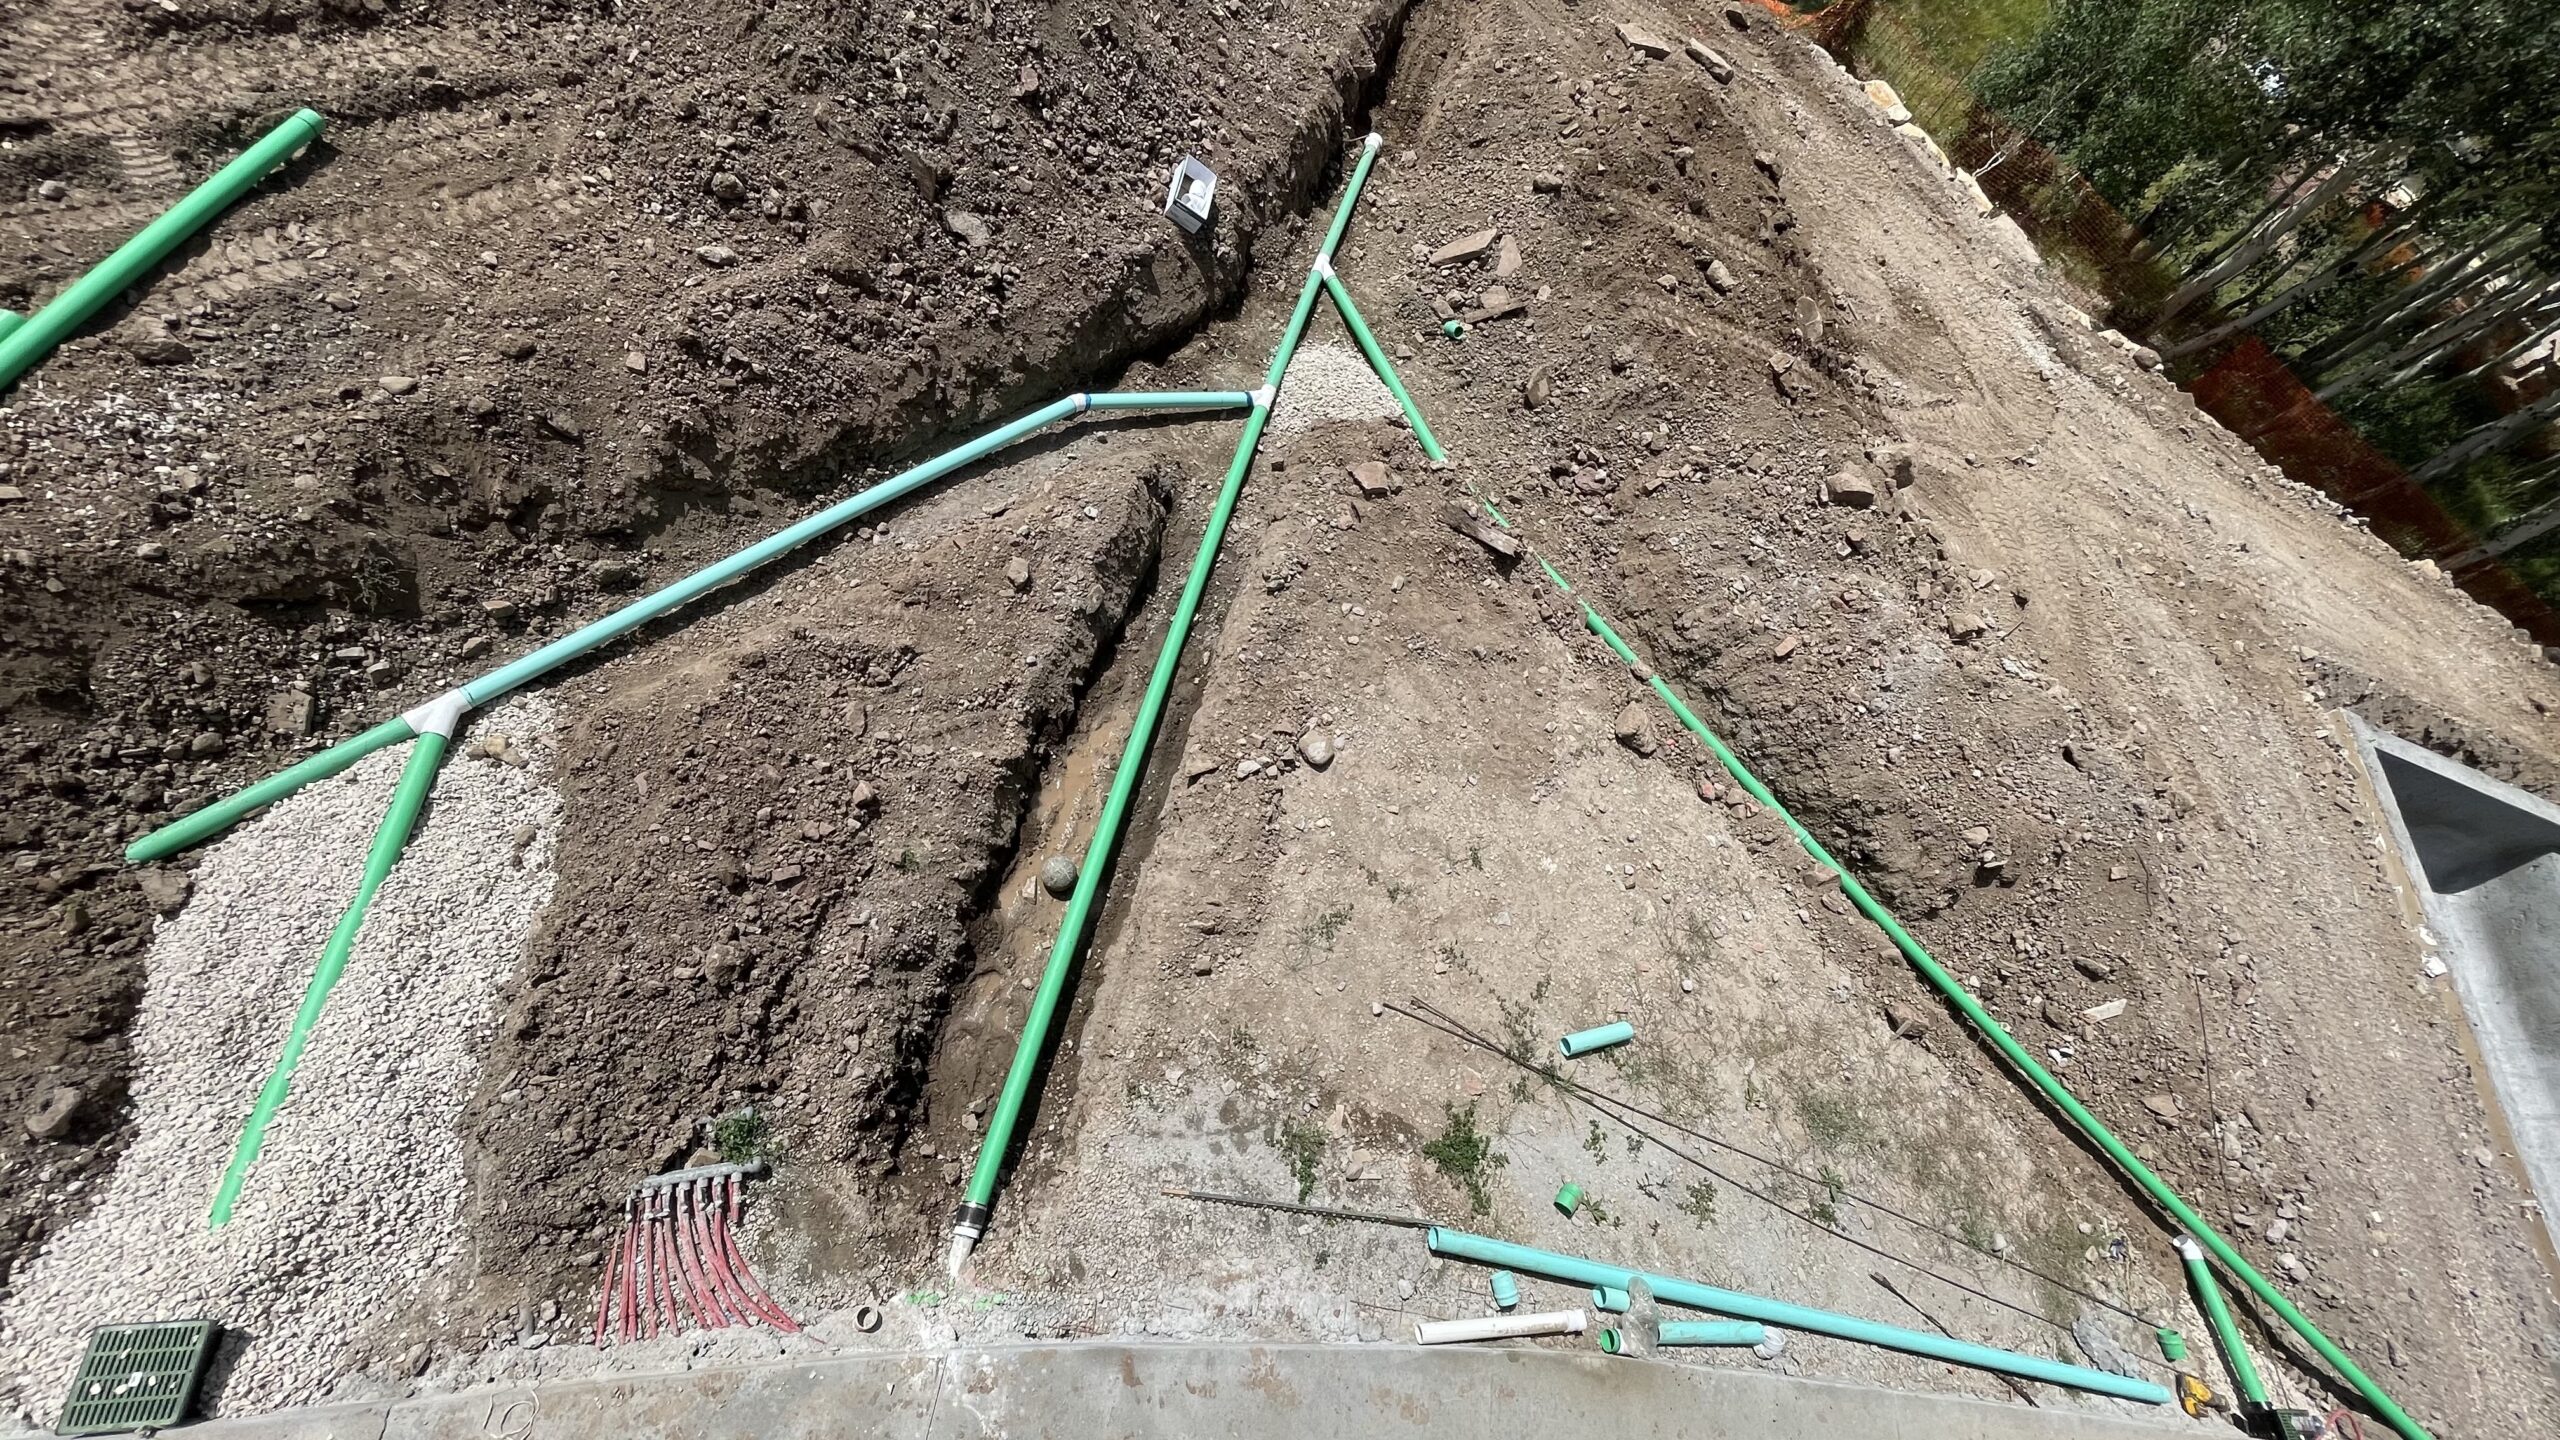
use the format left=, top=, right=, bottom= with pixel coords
left=1393, top=997, right=2171, bottom=1342
left=1163, top=1187, right=1437, bottom=1230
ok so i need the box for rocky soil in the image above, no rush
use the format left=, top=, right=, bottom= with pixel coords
left=4, top=0, right=2557, bottom=1434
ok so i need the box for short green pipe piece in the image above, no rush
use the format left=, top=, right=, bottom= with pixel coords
left=1427, top=1227, right=2171, bottom=1405
left=1, top=109, right=325, bottom=393
left=1318, top=268, right=1446, bottom=462
left=1592, top=1285, right=1629, bottom=1313
left=1661, top=1320, right=1768, bottom=1347
left=1553, top=1182, right=1584, bottom=1217
left=1490, top=1271, right=1520, bottom=1310
left=1597, top=1328, right=1624, bottom=1355
left=951, top=136, right=1386, bottom=1275
left=1558, top=1021, right=1634, bottom=1057
left=126, top=716, right=416, bottom=864
left=2179, top=1235, right=2268, bottom=1405
left=208, top=729, right=449, bottom=1225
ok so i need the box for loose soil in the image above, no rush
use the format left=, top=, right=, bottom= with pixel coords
left=4, top=0, right=2557, bottom=1434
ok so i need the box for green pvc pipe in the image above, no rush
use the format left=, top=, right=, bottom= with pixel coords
left=2180, top=1236, right=2269, bottom=1406
left=208, top=729, right=449, bottom=1225
left=1428, top=1227, right=2170, bottom=1405
left=1566, top=610, right=2426, bottom=1440
left=1592, top=1285, right=1630, bottom=1312
left=0, top=312, right=23, bottom=343
left=127, top=717, right=415, bottom=865
left=1319, top=268, right=1446, bottom=462
left=1661, top=1320, right=1769, bottom=1347
left=123, top=391, right=1251, bottom=865
left=1559, top=1020, right=1635, bottom=1057
left=950, top=137, right=1386, bottom=1274
left=1429, top=375, right=2427, bottom=1435
left=0, top=109, right=325, bottom=393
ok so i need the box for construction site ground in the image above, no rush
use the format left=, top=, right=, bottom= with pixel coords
left=3, top=0, right=2556, bottom=1434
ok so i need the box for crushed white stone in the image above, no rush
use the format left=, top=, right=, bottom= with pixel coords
left=1268, top=342, right=1405, bottom=433
left=0, top=700, right=559, bottom=1421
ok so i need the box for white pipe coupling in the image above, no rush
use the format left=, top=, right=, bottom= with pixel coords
left=1249, top=385, right=1276, bottom=410
left=400, top=688, right=474, bottom=739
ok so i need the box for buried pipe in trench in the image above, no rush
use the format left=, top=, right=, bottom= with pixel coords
left=124, top=389, right=1255, bottom=865
left=948, top=135, right=1389, bottom=1277
left=0, top=110, right=327, bottom=393
left=1428, top=1228, right=2170, bottom=1405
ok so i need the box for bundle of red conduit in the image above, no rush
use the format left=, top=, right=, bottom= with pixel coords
left=593, top=1164, right=798, bottom=1343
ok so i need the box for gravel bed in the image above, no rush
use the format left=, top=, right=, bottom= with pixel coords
left=0, top=701, right=559, bottom=1420
left=1269, top=342, right=1405, bottom=433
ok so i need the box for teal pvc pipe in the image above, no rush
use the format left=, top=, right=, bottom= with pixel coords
left=125, top=716, right=416, bottom=864
left=1083, top=390, right=1251, bottom=410
left=1662, top=1320, right=1768, bottom=1347
left=1427, top=1227, right=2172, bottom=1405
left=1319, top=270, right=1447, bottom=462
left=1490, top=1271, right=1521, bottom=1310
left=0, top=312, right=22, bottom=344
left=465, top=395, right=1082, bottom=704
left=1559, top=1021, right=1635, bottom=1058
left=2180, top=1237, right=2269, bottom=1405
left=1, top=109, right=325, bottom=393
left=125, top=390, right=1243, bottom=864
left=1592, top=1285, right=1630, bottom=1313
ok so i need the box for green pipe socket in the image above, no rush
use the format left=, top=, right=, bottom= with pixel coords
left=0, top=109, right=325, bottom=393
left=1596, top=1327, right=1625, bottom=1354
left=1315, top=260, right=1446, bottom=462
left=1489, top=1271, right=1520, bottom=1310
left=1661, top=1320, right=1769, bottom=1347
left=123, top=391, right=1252, bottom=866
left=1558, top=1020, right=1634, bottom=1057
left=208, top=717, right=453, bottom=1225
left=1553, top=1182, right=1583, bottom=1217
left=950, top=136, right=1387, bottom=1277
left=1427, top=1227, right=2172, bottom=1405
left=2158, top=1327, right=2188, bottom=1363
left=1591, top=1284, right=1629, bottom=1313
left=1562, top=600, right=2429, bottom=1440
left=2178, top=1235, right=2268, bottom=1406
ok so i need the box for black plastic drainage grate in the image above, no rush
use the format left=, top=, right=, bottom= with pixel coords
left=55, top=1319, right=216, bottom=1436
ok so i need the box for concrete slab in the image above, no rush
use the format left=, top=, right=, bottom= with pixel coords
left=2347, top=712, right=2560, bottom=1252
left=165, top=1342, right=2190, bottom=1440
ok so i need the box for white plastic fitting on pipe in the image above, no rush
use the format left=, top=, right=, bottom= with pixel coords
left=1414, top=1308, right=1588, bottom=1345
left=1249, top=384, right=1276, bottom=410
left=399, top=687, right=473, bottom=739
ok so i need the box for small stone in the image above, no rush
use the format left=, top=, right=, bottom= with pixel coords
left=710, top=172, right=747, bottom=203
left=2143, top=1094, right=2184, bottom=1121
left=2266, top=1217, right=2291, bottom=1244
left=1614, top=704, right=1658, bottom=757
left=25, top=1086, right=84, bottom=1140
left=1773, top=634, right=1803, bottom=660
left=379, top=375, right=419, bottom=395
left=1297, top=732, right=1334, bottom=770
left=1013, top=63, right=1043, bottom=99
left=1494, top=234, right=1522, bottom=278
left=1684, top=39, right=1735, bottom=83
left=266, top=689, right=318, bottom=736
left=624, top=350, right=648, bottom=374
left=1005, top=556, right=1033, bottom=591
left=1532, top=172, right=1565, bottom=194
left=2073, top=956, right=2117, bottom=981
left=1703, top=258, right=1737, bottom=294
left=36, top=179, right=69, bottom=201
left=540, top=413, right=584, bottom=442
left=1946, top=611, right=1990, bottom=642
left=944, top=209, right=993, bottom=249
left=189, top=731, right=227, bottom=757
left=1040, top=854, right=1079, bottom=898
left=0, top=486, right=23, bottom=502
left=1349, top=461, right=1396, bottom=498
left=1522, top=366, right=1555, bottom=410
left=1866, top=442, right=1916, bottom=488
left=134, top=541, right=168, bottom=560
left=1961, top=826, right=1992, bottom=847
left=1753, top=149, right=1779, bottom=181
left=460, top=635, right=495, bottom=660
left=1824, top=465, right=1880, bottom=508
left=1429, top=228, right=1499, bottom=266
left=1882, top=1001, right=1928, bottom=1040
left=1614, top=22, right=1674, bottom=57
left=136, top=867, right=193, bottom=914
left=2080, top=998, right=2128, bottom=1024
left=500, top=336, right=537, bottom=361
left=125, top=335, right=194, bottom=366
left=695, top=244, right=740, bottom=267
